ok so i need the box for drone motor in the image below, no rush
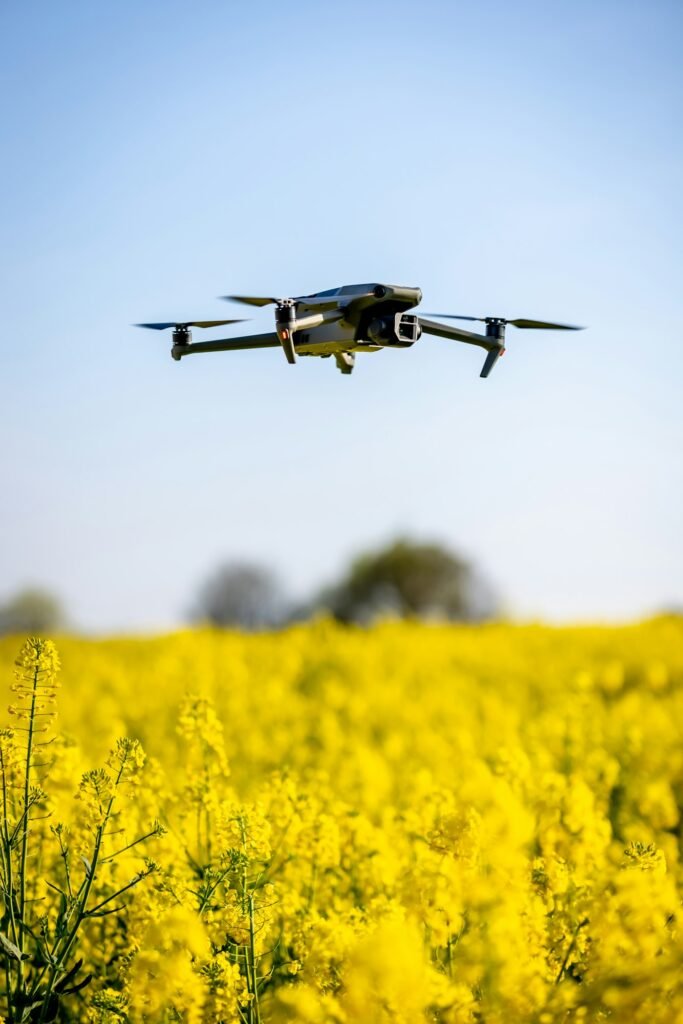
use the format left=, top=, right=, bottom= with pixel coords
left=274, top=302, right=297, bottom=364
left=173, top=325, right=191, bottom=344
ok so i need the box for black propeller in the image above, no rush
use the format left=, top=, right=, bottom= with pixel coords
left=136, top=319, right=247, bottom=330
left=221, top=295, right=283, bottom=308
left=422, top=314, right=584, bottom=331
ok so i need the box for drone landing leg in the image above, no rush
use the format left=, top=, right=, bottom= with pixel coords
left=335, top=352, right=355, bottom=375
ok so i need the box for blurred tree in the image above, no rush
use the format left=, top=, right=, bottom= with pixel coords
left=315, top=538, right=498, bottom=624
left=191, top=562, right=288, bottom=630
left=0, top=588, right=65, bottom=635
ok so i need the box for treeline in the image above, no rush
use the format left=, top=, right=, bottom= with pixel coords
left=1, top=538, right=498, bottom=634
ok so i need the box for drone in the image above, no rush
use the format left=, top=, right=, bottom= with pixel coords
left=137, top=283, right=583, bottom=377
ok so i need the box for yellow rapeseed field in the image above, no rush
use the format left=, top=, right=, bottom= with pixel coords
left=0, top=619, right=681, bottom=1023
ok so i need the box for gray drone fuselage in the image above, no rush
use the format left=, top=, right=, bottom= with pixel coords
left=291, top=284, right=423, bottom=358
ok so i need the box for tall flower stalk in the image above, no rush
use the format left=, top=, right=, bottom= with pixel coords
left=0, top=640, right=161, bottom=1023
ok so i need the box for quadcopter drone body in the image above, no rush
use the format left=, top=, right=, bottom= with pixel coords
left=138, top=283, right=583, bottom=377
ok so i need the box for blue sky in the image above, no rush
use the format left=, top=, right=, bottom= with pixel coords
left=1, top=0, right=681, bottom=630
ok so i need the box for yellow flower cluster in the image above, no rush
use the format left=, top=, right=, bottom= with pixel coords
left=0, top=617, right=681, bottom=1023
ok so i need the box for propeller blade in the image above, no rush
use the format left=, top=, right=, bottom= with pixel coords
left=190, top=319, right=248, bottom=328
left=295, top=296, right=341, bottom=312
left=421, top=313, right=484, bottom=322
left=480, top=347, right=504, bottom=378
left=507, top=318, right=584, bottom=330
left=136, top=319, right=247, bottom=330
left=135, top=322, right=177, bottom=330
left=422, top=314, right=584, bottom=331
left=221, top=295, right=280, bottom=307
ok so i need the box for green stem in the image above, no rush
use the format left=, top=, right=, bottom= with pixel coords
left=57, top=834, right=72, bottom=899
left=19, top=662, right=40, bottom=944
left=248, top=894, right=261, bottom=1024
left=197, top=866, right=231, bottom=916
left=4, top=959, right=15, bottom=1024
left=14, top=661, right=40, bottom=1009
left=101, top=828, right=158, bottom=864
left=1, top=747, right=20, bottom=955
left=86, top=871, right=148, bottom=916
left=555, top=918, right=588, bottom=985
left=34, top=757, right=128, bottom=1022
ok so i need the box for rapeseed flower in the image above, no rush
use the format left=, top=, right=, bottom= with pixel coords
left=0, top=618, right=681, bottom=1021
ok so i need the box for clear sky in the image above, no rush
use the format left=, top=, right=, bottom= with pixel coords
left=1, top=0, right=681, bottom=631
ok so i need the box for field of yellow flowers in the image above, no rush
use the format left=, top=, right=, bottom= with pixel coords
left=0, top=618, right=681, bottom=1023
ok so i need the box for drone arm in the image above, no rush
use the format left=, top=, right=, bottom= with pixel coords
left=172, top=331, right=282, bottom=359
left=417, top=317, right=492, bottom=349
left=292, top=308, right=345, bottom=331
left=417, top=317, right=503, bottom=378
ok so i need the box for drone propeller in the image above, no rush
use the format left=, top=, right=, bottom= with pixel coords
left=221, top=295, right=283, bottom=308
left=221, top=293, right=339, bottom=365
left=419, top=312, right=584, bottom=378
left=136, top=319, right=247, bottom=330
left=422, top=314, right=584, bottom=331
left=223, top=295, right=345, bottom=318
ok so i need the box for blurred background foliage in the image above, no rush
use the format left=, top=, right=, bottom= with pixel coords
left=190, top=562, right=288, bottom=630
left=310, top=538, right=497, bottom=625
left=1, top=537, right=498, bottom=634
left=0, top=587, right=66, bottom=635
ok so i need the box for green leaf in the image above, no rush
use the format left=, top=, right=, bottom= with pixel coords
left=0, top=931, right=30, bottom=962
left=54, top=957, right=83, bottom=993
left=61, top=972, right=93, bottom=996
